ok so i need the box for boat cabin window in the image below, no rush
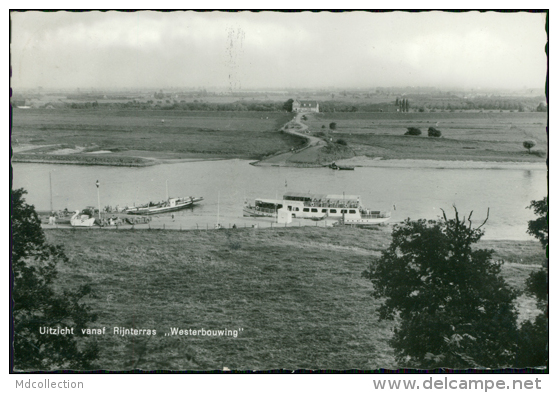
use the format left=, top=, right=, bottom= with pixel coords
left=349, top=210, right=356, bottom=214
left=330, top=209, right=337, bottom=213
left=303, top=208, right=310, bottom=212
left=287, top=206, right=292, bottom=211
left=256, top=201, right=282, bottom=210
left=295, top=207, right=299, bottom=212
left=322, top=209, right=327, bottom=213
left=341, top=209, right=348, bottom=214
left=311, top=208, right=318, bottom=213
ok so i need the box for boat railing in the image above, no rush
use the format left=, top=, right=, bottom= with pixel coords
left=297, top=201, right=359, bottom=209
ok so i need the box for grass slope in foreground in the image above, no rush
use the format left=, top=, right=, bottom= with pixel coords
left=46, top=227, right=544, bottom=370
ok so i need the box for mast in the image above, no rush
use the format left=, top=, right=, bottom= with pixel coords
left=96, top=180, right=101, bottom=220
left=166, top=179, right=169, bottom=200
left=49, top=172, right=53, bottom=212
left=217, top=191, right=220, bottom=226
left=342, top=191, right=345, bottom=225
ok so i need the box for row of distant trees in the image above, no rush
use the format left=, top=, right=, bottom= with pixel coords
left=42, top=96, right=547, bottom=113
left=414, top=98, right=546, bottom=112
left=63, top=100, right=286, bottom=112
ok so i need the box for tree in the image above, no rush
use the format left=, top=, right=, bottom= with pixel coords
left=11, top=188, right=99, bottom=370
left=526, top=197, right=548, bottom=250
left=363, top=208, right=518, bottom=368
left=282, top=98, right=294, bottom=112
left=329, top=122, right=337, bottom=130
left=536, top=103, right=547, bottom=112
left=514, top=197, right=548, bottom=367
left=523, top=140, right=536, bottom=154
left=428, top=127, right=442, bottom=137
left=404, top=127, right=421, bottom=136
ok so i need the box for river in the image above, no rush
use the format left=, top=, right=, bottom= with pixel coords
left=12, top=160, right=547, bottom=240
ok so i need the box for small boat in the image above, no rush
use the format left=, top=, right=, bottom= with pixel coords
left=125, top=196, right=203, bottom=215
left=70, top=210, right=96, bottom=227
left=329, top=162, right=355, bottom=171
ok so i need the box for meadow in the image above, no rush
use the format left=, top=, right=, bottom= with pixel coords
left=11, top=109, right=303, bottom=161
left=44, top=226, right=544, bottom=370
left=12, top=108, right=547, bottom=165
left=306, top=112, right=547, bottom=162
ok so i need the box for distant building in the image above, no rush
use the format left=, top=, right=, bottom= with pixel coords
left=292, top=100, right=319, bottom=113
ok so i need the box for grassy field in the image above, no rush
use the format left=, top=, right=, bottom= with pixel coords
left=11, top=109, right=303, bottom=161
left=12, top=108, right=548, bottom=165
left=306, top=112, right=547, bottom=162
left=43, top=226, right=544, bottom=370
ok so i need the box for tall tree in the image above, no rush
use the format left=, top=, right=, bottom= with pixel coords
left=527, top=197, right=548, bottom=249
left=363, top=208, right=518, bottom=368
left=11, top=188, right=99, bottom=370
left=514, top=197, right=548, bottom=367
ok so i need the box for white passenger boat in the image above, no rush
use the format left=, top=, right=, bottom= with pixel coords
left=243, top=192, right=391, bottom=225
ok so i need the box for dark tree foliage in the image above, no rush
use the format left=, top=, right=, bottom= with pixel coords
left=428, top=127, right=442, bottom=137
left=283, top=98, right=294, bottom=112
left=514, top=315, right=548, bottom=368
left=523, top=140, right=536, bottom=154
left=11, top=188, right=99, bottom=370
left=363, top=208, right=518, bottom=369
left=527, top=197, right=548, bottom=250
left=514, top=197, right=548, bottom=368
left=404, top=127, right=421, bottom=136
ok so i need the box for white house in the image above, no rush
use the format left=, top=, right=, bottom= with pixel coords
left=292, top=100, right=319, bottom=113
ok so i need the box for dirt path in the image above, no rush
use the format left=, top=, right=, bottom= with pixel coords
left=254, top=112, right=327, bottom=167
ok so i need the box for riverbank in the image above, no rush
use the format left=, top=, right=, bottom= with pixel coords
left=44, top=226, right=544, bottom=370
left=333, top=156, right=548, bottom=170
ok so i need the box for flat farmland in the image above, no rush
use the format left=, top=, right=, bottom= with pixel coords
left=306, top=112, right=547, bottom=162
left=11, top=109, right=302, bottom=161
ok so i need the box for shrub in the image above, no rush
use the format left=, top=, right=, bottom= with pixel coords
left=336, top=139, right=347, bottom=146
left=428, top=127, right=442, bottom=137
left=404, top=127, right=421, bottom=136
left=523, top=140, right=536, bottom=154
left=329, top=122, right=337, bottom=130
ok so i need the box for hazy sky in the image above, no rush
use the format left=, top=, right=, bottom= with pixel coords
left=10, top=10, right=547, bottom=90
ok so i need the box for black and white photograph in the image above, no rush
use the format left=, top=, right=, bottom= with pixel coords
left=10, top=9, right=548, bottom=376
